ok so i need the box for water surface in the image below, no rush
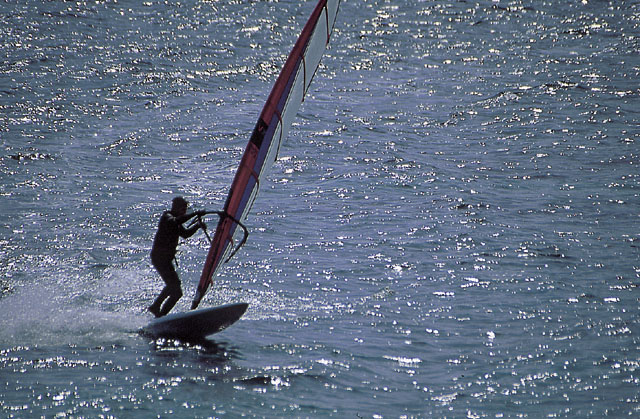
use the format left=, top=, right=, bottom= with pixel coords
left=1, top=0, right=639, bottom=416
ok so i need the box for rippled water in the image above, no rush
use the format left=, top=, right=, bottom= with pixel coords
left=1, top=0, right=639, bottom=417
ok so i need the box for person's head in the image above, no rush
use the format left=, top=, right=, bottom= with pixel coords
left=171, top=196, right=189, bottom=216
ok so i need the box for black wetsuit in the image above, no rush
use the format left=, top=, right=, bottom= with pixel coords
left=149, top=210, right=200, bottom=317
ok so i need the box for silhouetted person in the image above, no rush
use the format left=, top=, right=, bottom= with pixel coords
left=149, top=197, right=206, bottom=317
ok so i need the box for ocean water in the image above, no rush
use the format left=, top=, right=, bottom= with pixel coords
left=1, top=0, right=639, bottom=416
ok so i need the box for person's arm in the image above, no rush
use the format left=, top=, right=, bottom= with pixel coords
left=177, top=211, right=206, bottom=238
left=179, top=223, right=200, bottom=239
left=175, top=210, right=204, bottom=225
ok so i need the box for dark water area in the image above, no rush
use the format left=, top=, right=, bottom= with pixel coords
left=1, top=0, right=639, bottom=417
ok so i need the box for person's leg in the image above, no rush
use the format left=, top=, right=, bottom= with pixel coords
left=149, top=259, right=181, bottom=317
left=159, top=277, right=183, bottom=316
left=149, top=286, right=167, bottom=317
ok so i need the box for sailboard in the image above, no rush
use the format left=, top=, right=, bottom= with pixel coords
left=142, top=303, right=248, bottom=340
left=191, top=0, right=341, bottom=309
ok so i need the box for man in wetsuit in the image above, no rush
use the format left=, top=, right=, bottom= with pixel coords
left=148, top=197, right=206, bottom=317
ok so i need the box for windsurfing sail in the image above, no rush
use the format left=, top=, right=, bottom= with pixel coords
left=192, top=0, right=341, bottom=309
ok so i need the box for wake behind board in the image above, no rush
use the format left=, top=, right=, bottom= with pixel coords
left=142, top=302, right=248, bottom=340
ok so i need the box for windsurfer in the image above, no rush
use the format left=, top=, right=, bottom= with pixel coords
left=149, top=197, right=206, bottom=317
